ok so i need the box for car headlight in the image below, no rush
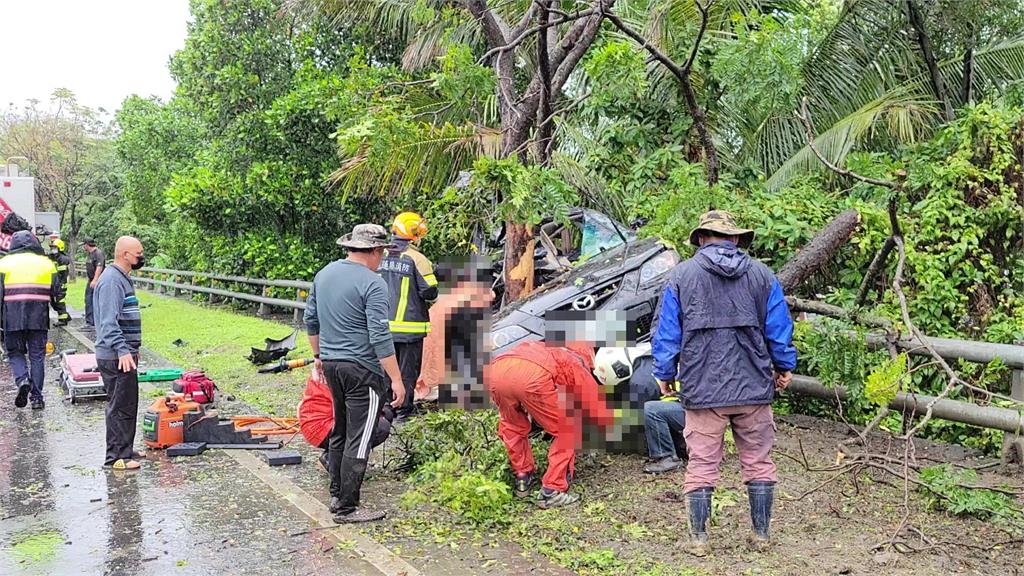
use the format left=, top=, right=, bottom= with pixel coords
left=491, top=325, right=529, bottom=350
left=639, top=251, right=679, bottom=285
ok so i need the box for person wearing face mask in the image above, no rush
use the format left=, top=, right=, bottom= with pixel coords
left=94, top=236, right=146, bottom=471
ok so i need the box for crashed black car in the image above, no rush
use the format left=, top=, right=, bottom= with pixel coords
left=490, top=209, right=679, bottom=354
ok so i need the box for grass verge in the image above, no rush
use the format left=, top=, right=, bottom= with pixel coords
left=66, top=280, right=308, bottom=414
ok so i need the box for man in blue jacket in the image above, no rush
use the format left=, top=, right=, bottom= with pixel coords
left=652, top=210, right=797, bottom=555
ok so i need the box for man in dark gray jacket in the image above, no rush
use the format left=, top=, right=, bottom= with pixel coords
left=652, top=210, right=797, bottom=555
left=304, top=223, right=405, bottom=524
left=94, top=236, right=145, bottom=471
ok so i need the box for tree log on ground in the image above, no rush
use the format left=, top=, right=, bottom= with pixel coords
left=776, top=208, right=861, bottom=293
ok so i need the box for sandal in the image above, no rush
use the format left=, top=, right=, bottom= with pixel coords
left=111, top=459, right=141, bottom=471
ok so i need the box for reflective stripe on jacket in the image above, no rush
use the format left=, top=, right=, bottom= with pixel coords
left=0, top=252, right=59, bottom=331
left=380, top=241, right=438, bottom=342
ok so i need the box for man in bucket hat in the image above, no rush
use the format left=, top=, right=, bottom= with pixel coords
left=303, top=223, right=406, bottom=524
left=651, top=209, right=797, bottom=555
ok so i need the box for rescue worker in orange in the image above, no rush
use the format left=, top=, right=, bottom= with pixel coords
left=486, top=340, right=616, bottom=508
left=380, top=212, right=438, bottom=421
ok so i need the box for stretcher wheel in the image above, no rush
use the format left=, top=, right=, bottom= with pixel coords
left=69, top=396, right=78, bottom=405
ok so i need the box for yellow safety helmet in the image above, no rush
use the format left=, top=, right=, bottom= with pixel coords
left=392, top=211, right=428, bottom=241
left=53, top=239, right=65, bottom=252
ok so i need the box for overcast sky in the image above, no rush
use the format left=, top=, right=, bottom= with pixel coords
left=1, top=0, right=191, bottom=115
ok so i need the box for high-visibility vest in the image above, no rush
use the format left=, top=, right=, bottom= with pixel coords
left=0, top=252, right=56, bottom=331
left=379, top=243, right=438, bottom=341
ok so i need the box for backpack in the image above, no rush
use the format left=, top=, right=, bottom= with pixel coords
left=172, top=370, right=217, bottom=404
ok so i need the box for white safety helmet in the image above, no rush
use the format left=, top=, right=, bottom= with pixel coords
left=593, top=343, right=651, bottom=388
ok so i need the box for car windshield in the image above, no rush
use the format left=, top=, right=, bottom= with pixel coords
left=579, top=209, right=635, bottom=260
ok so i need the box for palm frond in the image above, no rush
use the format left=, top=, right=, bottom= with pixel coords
left=331, top=122, right=500, bottom=200
left=402, top=17, right=483, bottom=71
left=764, top=88, right=937, bottom=191
left=941, top=34, right=1024, bottom=107
left=762, top=33, right=1024, bottom=188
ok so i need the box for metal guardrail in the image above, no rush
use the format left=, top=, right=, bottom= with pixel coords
left=75, top=263, right=310, bottom=322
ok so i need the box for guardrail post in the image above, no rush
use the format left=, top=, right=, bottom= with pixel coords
left=258, top=286, right=270, bottom=317
left=172, top=274, right=181, bottom=297
left=1002, top=368, right=1024, bottom=465
left=293, top=288, right=304, bottom=324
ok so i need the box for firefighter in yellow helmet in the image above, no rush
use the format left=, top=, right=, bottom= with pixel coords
left=0, top=231, right=61, bottom=410
left=379, top=212, right=438, bottom=421
left=47, top=238, right=72, bottom=326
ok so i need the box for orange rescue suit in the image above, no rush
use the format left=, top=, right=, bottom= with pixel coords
left=485, top=341, right=614, bottom=492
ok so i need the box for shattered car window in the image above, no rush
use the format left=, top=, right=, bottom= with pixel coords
left=579, top=209, right=636, bottom=260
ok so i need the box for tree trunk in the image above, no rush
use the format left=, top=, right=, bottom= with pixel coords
left=681, top=76, right=718, bottom=185
left=536, top=0, right=553, bottom=166
left=776, top=208, right=861, bottom=293
left=502, top=221, right=535, bottom=305
left=907, top=0, right=953, bottom=122
left=961, top=45, right=974, bottom=104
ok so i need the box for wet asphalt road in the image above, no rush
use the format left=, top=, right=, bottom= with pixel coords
left=0, top=328, right=386, bottom=576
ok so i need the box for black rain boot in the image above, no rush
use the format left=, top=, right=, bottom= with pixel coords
left=747, top=481, right=775, bottom=552
left=685, top=487, right=713, bottom=557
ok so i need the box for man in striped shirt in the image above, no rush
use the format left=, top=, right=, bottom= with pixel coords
left=94, top=236, right=145, bottom=471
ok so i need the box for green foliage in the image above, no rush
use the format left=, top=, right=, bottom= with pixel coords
left=865, top=353, right=908, bottom=407
left=583, top=41, right=648, bottom=114
left=105, top=0, right=401, bottom=275
left=472, top=157, right=578, bottom=227
left=403, top=453, right=514, bottom=527
left=710, top=487, right=740, bottom=527
left=10, top=529, right=63, bottom=565
left=918, top=464, right=1023, bottom=527
left=430, top=44, right=495, bottom=109
left=395, top=409, right=511, bottom=477
left=396, top=409, right=550, bottom=527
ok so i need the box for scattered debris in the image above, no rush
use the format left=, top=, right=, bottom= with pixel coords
left=246, top=330, right=296, bottom=365
left=167, top=442, right=208, bottom=457
left=264, top=450, right=302, bottom=466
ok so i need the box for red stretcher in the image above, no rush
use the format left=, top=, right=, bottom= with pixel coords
left=60, top=352, right=107, bottom=404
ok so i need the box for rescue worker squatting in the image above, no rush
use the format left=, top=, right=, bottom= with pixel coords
left=486, top=339, right=618, bottom=509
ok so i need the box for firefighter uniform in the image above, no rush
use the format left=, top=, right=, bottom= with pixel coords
left=380, top=214, right=438, bottom=419
left=486, top=341, right=615, bottom=500
left=48, top=239, right=71, bottom=325
left=0, top=231, right=60, bottom=408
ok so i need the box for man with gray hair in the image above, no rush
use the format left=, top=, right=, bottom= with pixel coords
left=304, top=223, right=406, bottom=523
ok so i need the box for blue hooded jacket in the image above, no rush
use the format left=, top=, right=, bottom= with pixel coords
left=651, top=241, right=797, bottom=409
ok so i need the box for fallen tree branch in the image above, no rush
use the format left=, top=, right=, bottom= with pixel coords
left=797, top=97, right=901, bottom=190
left=855, top=236, right=896, bottom=308
left=785, top=296, right=892, bottom=330
left=776, top=208, right=862, bottom=293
